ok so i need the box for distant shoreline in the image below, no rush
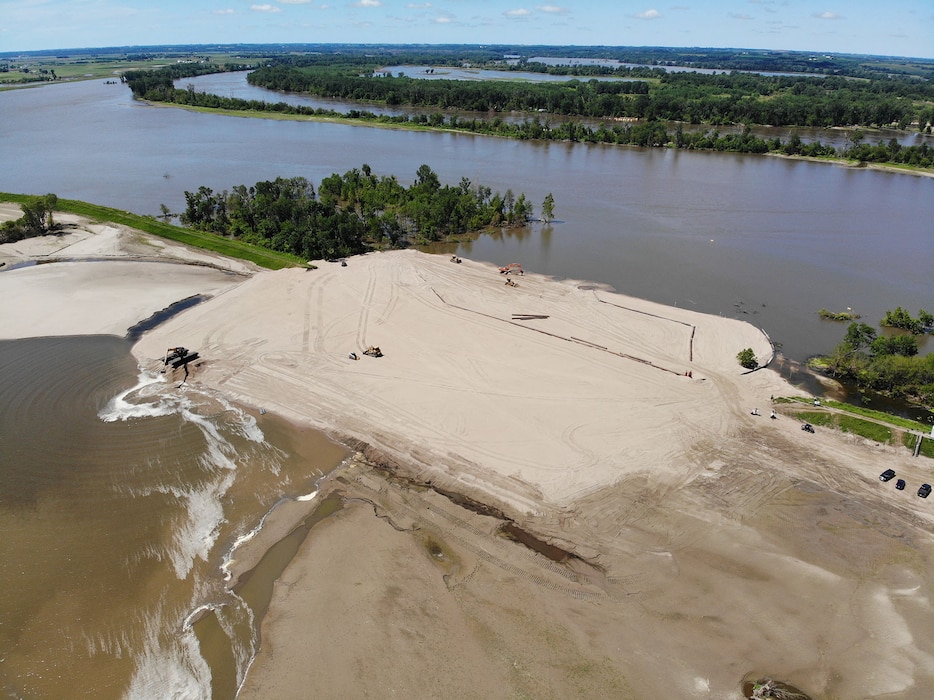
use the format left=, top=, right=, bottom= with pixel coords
left=139, top=98, right=934, bottom=178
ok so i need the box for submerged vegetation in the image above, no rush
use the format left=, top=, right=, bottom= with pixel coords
left=818, top=308, right=860, bottom=321
left=179, top=165, right=537, bottom=260
left=813, top=316, right=934, bottom=410
left=880, top=306, right=934, bottom=334
left=3, top=163, right=541, bottom=267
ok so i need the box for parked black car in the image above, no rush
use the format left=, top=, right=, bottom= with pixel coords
left=918, top=484, right=931, bottom=499
left=880, top=469, right=896, bottom=482
left=896, top=479, right=906, bottom=490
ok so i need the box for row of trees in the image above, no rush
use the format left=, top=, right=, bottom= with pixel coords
left=121, top=66, right=934, bottom=168
left=880, top=307, right=933, bottom=334
left=179, top=166, right=545, bottom=260
left=0, top=194, right=58, bottom=243
left=820, top=321, right=934, bottom=407
left=494, top=47, right=934, bottom=80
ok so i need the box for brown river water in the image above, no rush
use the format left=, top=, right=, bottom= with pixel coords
left=0, top=76, right=930, bottom=698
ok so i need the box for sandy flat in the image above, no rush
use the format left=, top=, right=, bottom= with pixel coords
left=4, top=211, right=933, bottom=699
left=0, top=208, right=253, bottom=339
left=133, top=250, right=781, bottom=511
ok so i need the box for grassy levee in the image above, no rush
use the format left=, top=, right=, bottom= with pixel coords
left=837, top=415, right=892, bottom=444
left=902, top=432, right=934, bottom=458
left=1, top=193, right=303, bottom=270
left=786, top=396, right=927, bottom=432
left=794, top=411, right=835, bottom=427
left=785, top=396, right=931, bottom=457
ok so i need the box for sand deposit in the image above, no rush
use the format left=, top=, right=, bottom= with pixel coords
left=3, top=210, right=932, bottom=699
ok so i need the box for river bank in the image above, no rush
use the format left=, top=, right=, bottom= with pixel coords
left=139, top=96, right=934, bottom=179
left=4, top=211, right=933, bottom=699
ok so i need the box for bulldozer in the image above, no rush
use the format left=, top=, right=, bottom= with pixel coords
left=162, top=346, right=198, bottom=371
left=363, top=346, right=383, bottom=358
left=499, top=262, right=523, bottom=275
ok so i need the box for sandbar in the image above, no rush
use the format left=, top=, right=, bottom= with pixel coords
left=3, top=209, right=932, bottom=699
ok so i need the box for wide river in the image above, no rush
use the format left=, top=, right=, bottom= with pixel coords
left=0, top=75, right=931, bottom=699
left=2, top=75, right=931, bottom=363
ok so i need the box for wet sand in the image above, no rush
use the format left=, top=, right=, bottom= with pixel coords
left=3, top=207, right=932, bottom=699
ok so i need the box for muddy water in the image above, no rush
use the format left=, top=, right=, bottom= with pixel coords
left=0, top=337, right=347, bottom=698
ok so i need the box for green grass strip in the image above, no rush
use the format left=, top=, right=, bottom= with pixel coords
left=784, top=396, right=927, bottom=432
left=794, top=411, right=834, bottom=426
left=1, top=193, right=304, bottom=270
left=821, top=399, right=927, bottom=432
left=837, top=415, right=892, bottom=443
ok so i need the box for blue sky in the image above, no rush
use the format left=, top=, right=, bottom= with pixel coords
left=1, top=1, right=932, bottom=58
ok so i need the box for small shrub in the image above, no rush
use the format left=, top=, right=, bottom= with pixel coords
left=818, top=308, right=860, bottom=321
left=737, top=348, right=758, bottom=370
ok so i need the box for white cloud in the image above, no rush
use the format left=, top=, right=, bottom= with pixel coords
left=815, top=11, right=843, bottom=20
left=536, top=4, right=568, bottom=14
left=354, top=0, right=382, bottom=6
left=635, top=9, right=660, bottom=20
left=278, top=0, right=313, bottom=4
left=505, top=8, right=531, bottom=17
left=251, top=4, right=281, bottom=11
left=730, top=13, right=754, bottom=20
left=212, top=8, right=236, bottom=14
left=435, top=16, right=452, bottom=23
left=407, top=2, right=432, bottom=7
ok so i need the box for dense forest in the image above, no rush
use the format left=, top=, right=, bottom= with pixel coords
left=247, top=58, right=934, bottom=131
left=179, top=166, right=539, bottom=260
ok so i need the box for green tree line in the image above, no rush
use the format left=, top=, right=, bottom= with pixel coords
left=820, top=317, right=934, bottom=408
left=122, top=66, right=934, bottom=168
left=179, top=165, right=537, bottom=260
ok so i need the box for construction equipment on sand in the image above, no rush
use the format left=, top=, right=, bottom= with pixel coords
left=505, top=278, right=519, bottom=287
left=499, top=263, right=523, bottom=275
left=162, top=347, right=199, bottom=372
left=363, top=346, right=383, bottom=358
